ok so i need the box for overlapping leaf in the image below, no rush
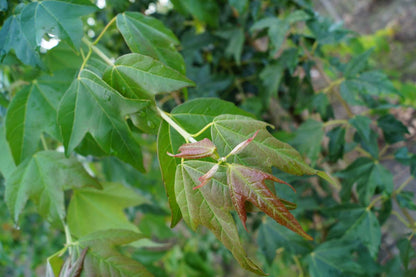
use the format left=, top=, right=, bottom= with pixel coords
left=157, top=98, right=252, bottom=226
left=78, top=229, right=152, bottom=277
left=6, top=71, right=72, bottom=164
left=227, top=163, right=312, bottom=240
left=67, top=182, right=148, bottom=238
left=5, top=150, right=100, bottom=224
left=0, top=125, right=16, bottom=179
left=58, top=69, right=149, bottom=171
left=116, top=12, right=185, bottom=73
left=103, top=53, right=194, bottom=101
left=175, top=160, right=265, bottom=275
left=0, top=0, right=96, bottom=66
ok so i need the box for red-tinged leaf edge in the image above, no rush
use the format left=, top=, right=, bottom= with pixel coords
left=227, top=164, right=313, bottom=240
left=195, top=163, right=220, bottom=190
left=228, top=130, right=259, bottom=156
left=168, top=138, right=219, bottom=159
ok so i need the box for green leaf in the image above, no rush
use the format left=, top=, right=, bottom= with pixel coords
left=170, top=0, right=219, bottom=27
left=0, top=0, right=7, bottom=11
left=306, top=240, right=362, bottom=277
left=227, top=163, right=312, bottom=240
left=78, top=229, right=152, bottom=277
left=397, top=237, right=416, bottom=270
left=67, top=182, right=148, bottom=237
left=259, top=61, right=284, bottom=98
left=211, top=114, right=318, bottom=176
left=5, top=150, right=100, bottom=224
left=337, top=158, right=393, bottom=204
left=328, top=206, right=381, bottom=258
left=103, top=53, right=194, bottom=100
left=285, top=10, right=311, bottom=24
left=327, top=126, right=345, bottom=163
left=6, top=71, right=71, bottom=164
left=0, top=125, right=16, bottom=179
left=228, top=0, right=248, bottom=15
left=116, top=12, right=185, bottom=73
left=349, top=115, right=379, bottom=158
left=344, top=49, right=373, bottom=78
left=0, top=1, right=96, bottom=66
left=216, top=28, right=245, bottom=65
left=396, top=191, right=416, bottom=211
left=175, top=160, right=265, bottom=275
left=290, top=119, right=324, bottom=165
left=258, top=218, right=312, bottom=264
left=157, top=98, right=252, bottom=227
left=58, top=69, right=149, bottom=171
left=250, top=17, right=289, bottom=56
left=377, top=114, right=409, bottom=144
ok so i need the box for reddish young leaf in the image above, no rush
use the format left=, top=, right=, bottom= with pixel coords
left=168, top=138, right=218, bottom=159
left=227, top=164, right=312, bottom=240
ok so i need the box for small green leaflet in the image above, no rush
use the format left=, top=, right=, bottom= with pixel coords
left=0, top=0, right=96, bottom=66
left=58, top=69, right=149, bottom=171
left=103, top=53, right=194, bottom=100
left=250, top=17, right=290, bottom=56
left=78, top=229, right=152, bottom=277
left=5, top=150, right=100, bottom=224
left=0, top=125, right=16, bottom=179
left=377, top=114, right=409, bottom=144
left=337, top=158, right=393, bottom=204
left=6, top=71, right=72, bottom=165
left=116, top=12, right=186, bottom=73
left=215, top=27, right=245, bottom=65
left=327, top=206, right=381, bottom=258
left=176, top=161, right=265, bottom=275
left=157, top=98, right=252, bottom=227
left=305, top=239, right=362, bottom=277
left=67, top=182, right=148, bottom=238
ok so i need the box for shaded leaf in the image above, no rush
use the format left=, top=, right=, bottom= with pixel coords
left=5, top=150, right=100, bottom=224
left=290, top=119, right=324, bottom=165
left=58, top=69, right=149, bottom=171
left=377, top=114, right=409, bottom=144
left=116, top=12, right=185, bottom=73
left=349, top=115, right=379, bottom=158
left=396, top=191, right=416, bottom=211
left=103, top=53, right=194, bottom=101
left=344, top=49, right=373, bottom=78
left=176, top=160, right=265, bottom=275
left=227, top=163, right=312, bottom=240
left=67, top=182, right=148, bottom=238
left=0, top=125, right=16, bottom=179
left=250, top=17, right=289, bottom=56
left=328, top=206, right=381, bottom=258
left=327, top=126, right=345, bottom=163
left=306, top=240, right=362, bottom=277
left=170, top=0, right=219, bottom=27
left=216, top=28, right=245, bottom=65
left=397, top=237, right=416, bottom=270
left=78, top=229, right=152, bottom=277
left=6, top=71, right=71, bottom=164
left=260, top=61, right=284, bottom=98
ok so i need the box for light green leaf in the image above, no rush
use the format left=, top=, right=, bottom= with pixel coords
left=328, top=206, right=381, bottom=258
left=78, top=229, right=152, bottom=277
left=157, top=98, right=252, bottom=227
left=6, top=71, right=71, bottom=164
left=58, top=69, right=149, bottom=171
left=0, top=125, right=16, bottom=179
left=67, top=182, right=148, bottom=238
left=290, top=119, right=324, bottom=165
left=306, top=240, right=362, bottom=277
left=211, top=114, right=318, bottom=175
left=176, top=160, right=265, bottom=275
left=103, top=53, right=194, bottom=100
left=5, top=150, right=100, bottom=224
left=285, top=10, right=311, bottom=24
left=116, top=12, right=185, bottom=73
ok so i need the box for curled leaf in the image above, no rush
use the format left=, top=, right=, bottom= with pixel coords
left=168, top=138, right=218, bottom=159
left=195, top=163, right=220, bottom=190
left=228, top=130, right=259, bottom=156
left=227, top=164, right=312, bottom=240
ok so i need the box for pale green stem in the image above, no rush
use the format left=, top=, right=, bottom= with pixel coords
left=394, top=175, right=414, bottom=195
left=190, top=122, right=213, bottom=137
left=82, top=37, right=114, bottom=66
left=93, top=16, right=117, bottom=45
left=40, top=134, right=48, bottom=150
left=63, top=222, right=73, bottom=255
left=157, top=107, right=196, bottom=143
left=323, top=119, right=348, bottom=127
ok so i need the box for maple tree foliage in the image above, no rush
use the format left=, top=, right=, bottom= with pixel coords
left=0, top=0, right=415, bottom=276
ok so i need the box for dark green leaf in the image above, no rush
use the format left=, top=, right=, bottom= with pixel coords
left=103, top=53, right=194, bottom=100
left=78, top=229, right=152, bottom=277
left=377, top=114, right=409, bottom=144
left=337, top=158, right=393, bottom=204
left=349, top=115, right=379, bottom=158
left=6, top=71, right=71, bottom=164
left=290, top=119, right=324, bottom=165
left=397, top=238, right=416, bottom=270
left=5, top=150, right=100, bottom=224
left=327, top=126, right=345, bottom=163
left=260, top=61, right=284, bottom=98
left=67, top=182, right=148, bottom=237
left=250, top=17, right=289, bottom=56
left=306, top=240, right=362, bottom=277
left=396, top=191, right=416, bottom=211
left=258, top=218, right=312, bottom=264
left=216, top=28, right=245, bottom=65
left=116, top=12, right=185, bottom=73
left=170, top=0, right=219, bottom=27
left=344, top=49, right=373, bottom=78
left=328, top=206, right=381, bottom=258
left=58, top=69, right=149, bottom=171
left=228, top=0, right=248, bottom=15
left=0, top=125, right=16, bottom=179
